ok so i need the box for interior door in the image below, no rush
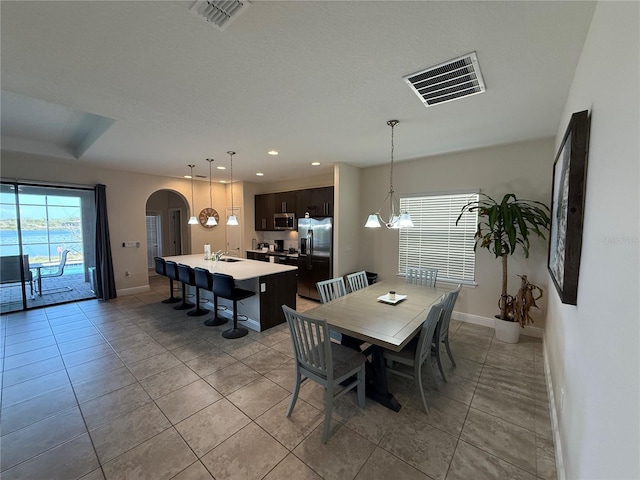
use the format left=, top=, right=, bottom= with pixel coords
left=169, top=208, right=182, bottom=256
left=145, top=213, right=162, bottom=267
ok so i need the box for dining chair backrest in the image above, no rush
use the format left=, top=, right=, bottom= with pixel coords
left=415, top=295, right=446, bottom=365
left=40, top=249, right=69, bottom=279
left=346, top=271, right=368, bottom=293
left=316, top=277, right=347, bottom=304
left=154, top=257, right=166, bottom=276
left=282, top=305, right=332, bottom=380
left=438, top=284, right=462, bottom=340
left=406, top=267, right=438, bottom=287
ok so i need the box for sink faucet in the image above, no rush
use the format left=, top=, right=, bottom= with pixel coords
left=214, top=250, right=224, bottom=261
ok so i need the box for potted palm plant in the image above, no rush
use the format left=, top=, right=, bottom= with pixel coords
left=457, top=193, right=550, bottom=343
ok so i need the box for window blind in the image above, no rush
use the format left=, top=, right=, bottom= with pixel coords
left=399, top=192, right=478, bottom=283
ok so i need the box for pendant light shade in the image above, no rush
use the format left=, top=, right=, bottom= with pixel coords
left=364, top=120, right=414, bottom=230
left=226, top=151, right=239, bottom=226
left=205, top=158, right=218, bottom=226
left=364, top=214, right=381, bottom=228
left=187, top=164, right=198, bottom=225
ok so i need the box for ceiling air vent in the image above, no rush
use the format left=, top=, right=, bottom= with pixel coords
left=404, top=52, right=486, bottom=108
left=189, top=0, right=250, bottom=31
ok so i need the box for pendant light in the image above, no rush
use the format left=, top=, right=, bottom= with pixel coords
left=226, top=151, right=239, bottom=226
left=187, top=164, right=198, bottom=225
left=205, top=158, right=217, bottom=226
left=364, top=120, right=414, bottom=229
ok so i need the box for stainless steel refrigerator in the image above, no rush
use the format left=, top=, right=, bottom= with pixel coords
left=297, top=217, right=333, bottom=300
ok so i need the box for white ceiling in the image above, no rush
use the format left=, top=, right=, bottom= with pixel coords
left=0, top=1, right=596, bottom=183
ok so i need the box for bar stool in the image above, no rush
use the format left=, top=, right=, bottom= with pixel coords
left=154, top=257, right=181, bottom=304
left=174, top=263, right=196, bottom=311
left=213, top=273, right=255, bottom=339
left=194, top=267, right=227, bottom=326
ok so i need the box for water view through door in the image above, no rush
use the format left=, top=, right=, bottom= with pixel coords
left=0, top=182, right=97, bottom=313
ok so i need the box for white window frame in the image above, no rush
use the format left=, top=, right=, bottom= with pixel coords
left=398, top=190, right=479, bottom=285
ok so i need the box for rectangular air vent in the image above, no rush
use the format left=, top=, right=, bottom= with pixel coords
left=404, top=52, right=486, bottom=108
left=190, top=0, right=250, bottom=31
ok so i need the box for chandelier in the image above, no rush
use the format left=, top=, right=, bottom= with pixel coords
left=205, top=158, right=217, bottom=226
left=226, top=151, right=239, bottom=226
left=364, top=120, right=414, bottom=229
left=187, top=164, right=198, bottom=225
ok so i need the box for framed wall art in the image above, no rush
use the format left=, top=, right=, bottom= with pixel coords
left=548, top=110, right=590, bottom=305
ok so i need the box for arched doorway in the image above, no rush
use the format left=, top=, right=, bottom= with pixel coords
left=145, top=190, right=190, bottom=275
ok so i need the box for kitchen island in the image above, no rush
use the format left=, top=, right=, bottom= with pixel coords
left=163, top=254, right=297, bottom=332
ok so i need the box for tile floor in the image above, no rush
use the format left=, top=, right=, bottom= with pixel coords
left=0, top=276, right=556, bottom=480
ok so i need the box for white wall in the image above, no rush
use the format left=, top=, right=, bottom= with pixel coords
left=545, top=2, right=640, bottom=479
left=0, top=150, right=228, bottom=294
left=358, top=138, right=555, bottom=325
left=334, top=162, right=361, bottom=277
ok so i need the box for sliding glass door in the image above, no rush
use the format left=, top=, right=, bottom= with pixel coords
left=0, top=181, right=97, bottom=313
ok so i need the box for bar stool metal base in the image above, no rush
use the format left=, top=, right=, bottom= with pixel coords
left=187, top=306, right=209, bottom=316
left=162, top=296, right=181, bottom=304
left=222, top=327, right=249, bottom=339
left=204, top=316, right=228, bottom=326
left=174, top=301, right=195, bottom=310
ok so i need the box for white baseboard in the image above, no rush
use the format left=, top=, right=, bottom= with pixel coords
left=116, top=285, right=151, bottom=296
left=543, top=331, right=566, bottom=480
left=452, top=311, right=543, bottom=338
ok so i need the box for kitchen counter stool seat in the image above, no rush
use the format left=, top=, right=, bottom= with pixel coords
left=155, top=257, right=181, bottom=304
left=164, top=260, right=183, bottom=304
left=194, top=267, right=227, bottom=326
left=174, top=263, right=196, bottom=311
left=213, top=273, right=255, bottom=339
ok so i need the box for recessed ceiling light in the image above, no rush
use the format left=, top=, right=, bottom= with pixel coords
left=184, top=175, right=192, bottom=179
left=220, top=180, right=227, bottom=183
left=256, top=172, right=264, bottom=176
left=217, top=166, right=226, bottom=170
left=311, top=162, right=320, bottom=166
left=267, top=150, right=279, bottom=156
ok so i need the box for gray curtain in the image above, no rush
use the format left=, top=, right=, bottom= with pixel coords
left=95, top=184, right=117, bottom=300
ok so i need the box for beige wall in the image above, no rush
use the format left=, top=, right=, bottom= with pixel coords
left=358, top=138, right=555, bottom=325
left=1, top=150, right=228, bottom=294
left=334, top=163, right=361, bottom=277
left=545, top=2, right=639, bottom=478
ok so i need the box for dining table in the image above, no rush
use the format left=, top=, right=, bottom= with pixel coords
left=303, top=278, right=453, bottom=412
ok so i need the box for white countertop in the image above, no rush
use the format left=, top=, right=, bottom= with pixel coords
left=163, top=254, right=297, bottom=280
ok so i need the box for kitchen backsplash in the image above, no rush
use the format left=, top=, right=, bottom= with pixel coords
left=254, top=231, right=298, bottom=250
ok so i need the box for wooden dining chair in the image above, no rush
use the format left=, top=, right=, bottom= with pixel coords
left=316, top=277, right=347, bottom=304
left=346, top=270, right=368, bottom=293
left=406, top=267, right=438, bottom=287
left=383, top=295, right=445, bottom=413
left=282, top=305, right=366, bottom=443
left=434, top=284, right=462, bottom=382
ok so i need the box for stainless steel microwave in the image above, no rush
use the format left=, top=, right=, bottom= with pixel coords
left=274, top=213, right=296, bottom=230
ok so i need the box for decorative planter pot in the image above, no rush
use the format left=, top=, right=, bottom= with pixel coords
left=494, top=316, right=521, bottom=343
